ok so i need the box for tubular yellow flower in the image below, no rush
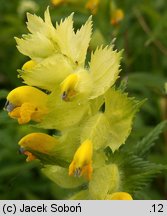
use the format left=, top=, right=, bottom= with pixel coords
left=60, top=74, right=79, bottom=101
left=85, top=0, right=99, bottom=15
left=5, top=86, right=48, bottom=124
left=69, top=139, right=93, bottom=180
left=111, top=9, right=124, bottom=26
left=19, top=133, right=58, bottom=161
left=106, top=192, right=133, bottom=200
left=22, top=60, right=37, bottom=71
left=51, top=0, right=65, bottom=6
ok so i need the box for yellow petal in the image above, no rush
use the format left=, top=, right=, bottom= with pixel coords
left=19, top=133, right=57, bottom=153
left=85, top=0, right=99, bottom=15
left=69, top=139, right=93, bottom=180
left=7, top=86, right=48, bottom=108
left=51, top=0, right=65, bottom=6
left=111, top=9, right=124, bottom=26
left=22, top=60, right=37, bottom=71
left=60, top=73, right=79, bottom=101
left=24, top=151, right=36, bottom=162
left=106, top=192, right=133, bottom=200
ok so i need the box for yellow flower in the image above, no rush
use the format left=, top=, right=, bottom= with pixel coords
left=5, top=86, right=48, bottom=124
left=105, top=192, right=133, bottom=200
left=69, top=139, right=93, bottom=180
left=51, top=0, right=65, bottom=6
left=19, top=133, right=58, bottom=161
left=111, top=9, right=124, bottom=26
left=85, top=0, right=99, bottom=15
left=60, top=74, right=79, bottom=101
left=22, top=60, right=37, bottom=71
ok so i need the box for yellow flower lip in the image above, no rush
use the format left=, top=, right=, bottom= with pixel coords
left=22, top=60, right=37, bottom=71
left=18, top=147, right=36, bottom=162
left=60, top=74, right=79, bottom=101
left=69, top=139, right=93, bottom=180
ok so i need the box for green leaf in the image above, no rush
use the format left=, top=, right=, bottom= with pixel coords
left=109, top=151, right=167, bottom=195
left=0, top=90, right=8, bottom=99
left=133, top=120, right=167, bottom=157
left=123, top=160, right=167, bottom=194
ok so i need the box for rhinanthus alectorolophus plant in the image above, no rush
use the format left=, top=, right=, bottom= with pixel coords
left=4, top=7, right=167, bottom=200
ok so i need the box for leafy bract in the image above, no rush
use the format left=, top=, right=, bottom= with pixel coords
left=15, top=34, right=55, bottom=61
left=16, top=8, right=57, bottom=61
left=89, top=46, right=122, bottom=99
left=68, top=190, right=90, bottom=200
left=81, top=113, right=110, bottom=150
left=54, top=14, right=92, bottom=65
left=89, top=164, right=120, bottom=199
left=38, top=89, right=89, bottom=130
left=81, top=88, right=143, bottom=152
left=104, top=88, right=144, bottom=152
left=20, top=54, right=74, bottom=91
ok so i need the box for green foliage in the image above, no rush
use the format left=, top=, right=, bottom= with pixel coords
left=0, top=110, right=55, bottom=199
left=108, top=138, right=167, bottom=199
left=133, top=120, right=167, bottom=157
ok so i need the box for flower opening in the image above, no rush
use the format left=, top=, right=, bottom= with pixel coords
left=60, top=73, right=79, bottom=101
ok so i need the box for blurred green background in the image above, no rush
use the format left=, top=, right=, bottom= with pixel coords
left=0, top=0, right=166, bottom=199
